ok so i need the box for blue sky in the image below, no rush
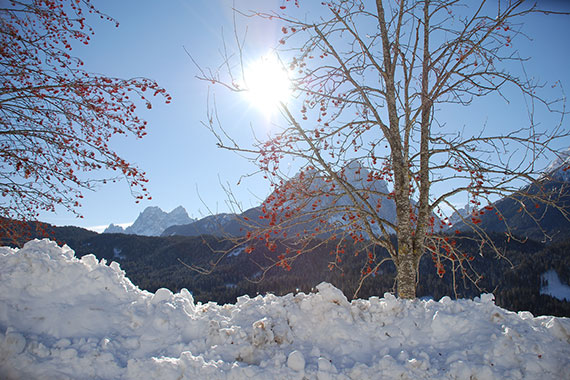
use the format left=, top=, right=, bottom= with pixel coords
left=38, top=0, right=570, bottom=232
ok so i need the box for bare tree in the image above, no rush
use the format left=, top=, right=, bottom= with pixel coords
left=0, top=0, right=170, bottom=237
left=198, top=0, right=568, bottom=299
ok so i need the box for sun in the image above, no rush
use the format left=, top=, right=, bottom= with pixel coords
left=243, top=55, right=292, bottom=116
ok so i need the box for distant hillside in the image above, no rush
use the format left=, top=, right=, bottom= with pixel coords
left=162, top=208, right=262, bottom=237
left=454, top=163, right=570, bottom=242
left=476, top=180, right=569, bottom=241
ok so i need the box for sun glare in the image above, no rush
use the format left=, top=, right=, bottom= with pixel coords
left=243, top=55, right=291, bottom=116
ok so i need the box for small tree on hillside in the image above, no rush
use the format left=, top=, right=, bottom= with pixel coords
left=0, top=0, right=170, bottom=236
left=199, top=0, right=568, bottom=299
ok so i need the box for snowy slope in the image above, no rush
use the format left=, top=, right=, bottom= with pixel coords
left=541, top=270, right=570, bottom=302
left=1, top=240, right=569, bottom=380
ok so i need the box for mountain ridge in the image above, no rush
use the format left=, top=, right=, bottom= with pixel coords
left=163, top=163, right=399, bottom=238
left=103, top=205, right=194, bottom=236
left=452, top=156, right=570, bottom=242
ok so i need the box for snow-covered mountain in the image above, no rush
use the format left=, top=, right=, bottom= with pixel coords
left=103, top=223, right=126, bottom=234
left=546, top=147, right=570, bottom=182
left=166, top=151, right=570, bottom=239
left=302, top=161, right=398, bottom=230
left=165, top=163, right=399, bottom=238
left=451, top=151, right=570, bottom=240
left=1, top=239, right=569, bottom=379
left=104, top=206, right=194, bottom=236
left=448, top=205, right=470, bottom=226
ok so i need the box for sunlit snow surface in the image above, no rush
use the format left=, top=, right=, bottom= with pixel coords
left=1, top=240, right=569, bottom=380
left=541, top=270, right=570, bottom=302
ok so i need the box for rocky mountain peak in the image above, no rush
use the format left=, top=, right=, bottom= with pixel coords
left=546, top=148, right=570, bottom=182
left=103, top=206, right=194, bottom=236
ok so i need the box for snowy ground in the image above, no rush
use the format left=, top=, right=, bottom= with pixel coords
left=540, top=269, right=570, bottom=302
left=1, top=240, right=569, bottom=380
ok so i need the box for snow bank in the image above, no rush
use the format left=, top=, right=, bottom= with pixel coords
left=1, top=239, right=569, bottom=380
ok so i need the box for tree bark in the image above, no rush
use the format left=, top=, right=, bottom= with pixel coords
left=396, top=242, right=417, bottom=299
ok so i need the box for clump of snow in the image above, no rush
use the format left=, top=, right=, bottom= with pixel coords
left=1, top=239, right=569, bottom=379
left=541, top=270, right=570, bottom=302
left=228, top=246, right=245, bottom=257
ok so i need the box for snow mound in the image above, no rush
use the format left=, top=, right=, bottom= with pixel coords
left=1, top=239, right=569, bottom=379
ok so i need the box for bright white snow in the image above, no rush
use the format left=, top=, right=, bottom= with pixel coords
left=541, top=270, right=570, bottom=302
left=1, top=239, right=569, bottom=380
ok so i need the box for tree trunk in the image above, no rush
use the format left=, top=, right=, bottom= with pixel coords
left=396, top=244, right=417, bottom=299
